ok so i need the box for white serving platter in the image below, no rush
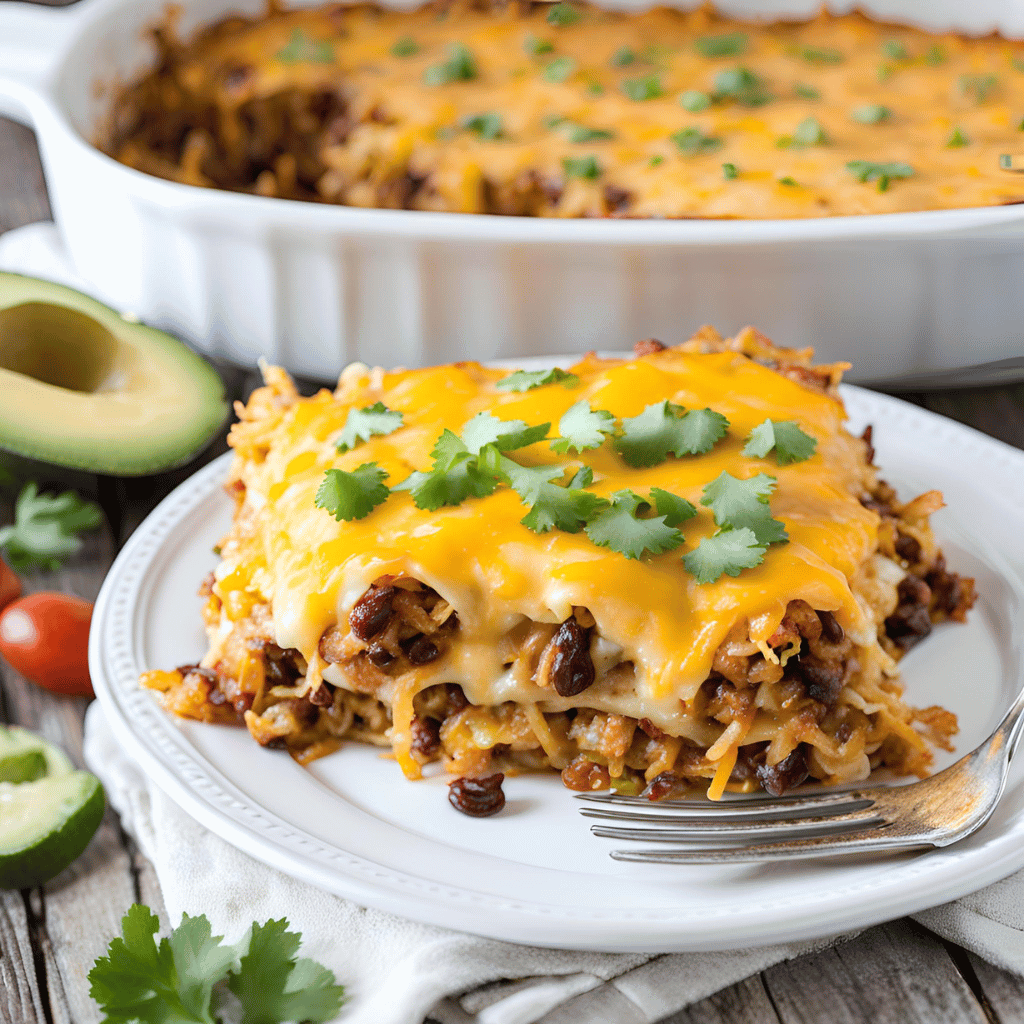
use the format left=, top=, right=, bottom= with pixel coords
left=90, top=381, right=1024, bottom=952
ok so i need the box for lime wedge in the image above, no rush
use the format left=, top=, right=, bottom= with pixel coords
left=0, top=726, right=73, bottom=779
left=0, top=727, right=105, bottom=890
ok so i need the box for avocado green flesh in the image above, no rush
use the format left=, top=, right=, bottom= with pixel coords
left=0, top=771, right=105, bottom=889
left=0, top=725, right=73, bottom=779
left=0, top=273, right=228, bottom=476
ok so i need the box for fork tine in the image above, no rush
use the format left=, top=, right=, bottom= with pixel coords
left=575, top=789, right=872, bottom=811
left=578, top=794, right=874, bottom=824
left=591, top=807, right=884, bottom=842
left=609, top=826, right=933, bottom=863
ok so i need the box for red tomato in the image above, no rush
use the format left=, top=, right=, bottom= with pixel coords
left=0, top=592, right=94, bottom=697
left=0, top=558, right=19, bottom=612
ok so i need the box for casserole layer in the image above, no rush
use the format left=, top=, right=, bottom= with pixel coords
left=140, top=330, right=974, bottom=798
left=106, top=1, right=1024, bottom=218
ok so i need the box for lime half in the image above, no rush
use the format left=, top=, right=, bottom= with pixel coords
left=0, top=727, right=105, bottom=889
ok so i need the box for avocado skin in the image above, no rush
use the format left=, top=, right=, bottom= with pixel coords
left=0, top=273, right=229, bottom=476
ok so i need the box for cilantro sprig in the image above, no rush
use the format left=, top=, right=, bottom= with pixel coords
left=614, top=401, right=729, bottom=467
left=336, top=402, right=403, bottom=452
left=700, top=471, right=787, bottom=544
left=743, top=419, right=817, bottom=465
left=495, top=367, right=580, bottom=392
left=276, top=28, right=334, bottom=65
left=315, top=464, right=390, bottom=521
left=88, top=905, right=344, bottom=1024
left=551, top=400, right=616, bottom=454
left=694, top=32, right=748, bottom=58
left=424, top=43, right=477, bottom=85
left=584, top=490, right=685, bottom=559
left=846, top=160, right=914, bottom=192
left=0, top=482, right=103, bottom=571
left=684, top=527, right=767, bottom=584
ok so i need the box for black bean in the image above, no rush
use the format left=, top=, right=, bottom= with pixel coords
left=411, top=716, right=442, bottom=759
left=756, top=747, right=810, bottom=796
left=349, top=583, right=397, bottom=641
left=404, top=635, right=439, bottom=665
left=816, top=609, right=845, bottom=644
left=448, top=774, right=505, bottom=817
left=550, top=617, right=595, bottom=697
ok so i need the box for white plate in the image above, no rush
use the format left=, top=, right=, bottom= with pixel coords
left=90, top=382, right=1024, bottom=952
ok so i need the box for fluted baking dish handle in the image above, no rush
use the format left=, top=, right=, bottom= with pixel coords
left=0, top=1, right=87, bottom=123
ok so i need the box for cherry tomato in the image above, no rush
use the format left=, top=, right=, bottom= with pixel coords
left=0, top=593, right=93, bottom=697
left=0, top=558, right=19, bottom=613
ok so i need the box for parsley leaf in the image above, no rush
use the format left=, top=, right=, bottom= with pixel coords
left=672, top=127, right=721, bottom=155
left=621, top=75, right=663, bottom=101
left=543, top=56, right=576, bottom=82
left=584, top=489, right=684, bottom=559
left=650, top=488, right=697, bottom=527
left=461, top=412, right=550, bottom=453
left=615, top=401, right=729, bottom=467
left=479, top=446, right=606, bottom=533
left=694, top=32, right=748, bottom=58
left=947, top=126, right=969, bottom=148
left=424, top=43, right=477, bottom=85
left=792, top=45, right=844, bottom=65
left=228, top=919, right=345, bottom=1024
left=562, top=155, right=601, bottom=178
left=743, top=419, right=817, bottom=465
left=89, top=905, right=344, bottom=1024
left=462, top=112, right=503, bottom=139
left=336, top=402, right=403, bottom=452
left=683, top=527, right=767, bottom=583
left=547, top=2, right=581, bottom=26
left=700, top=471, right=787, bottom=544
left=846, top=159, right=914, bottom=191
left=315, top=464, right=390, bottom=521
left=550, top=400, right=616, bottom=453
left=713, top=66, right=772, bottom=106
left=851, top=103, right=891, bottom=124
left=391, top=36, right=418, bottom=57
left=524, top=34, right=554, bottom=55
left=496, top=367, right=580, bottom=392
left=959, top=73, right=998, bottom=103
left=0, top=482, right=103, bottom=571
left=276, top=28, right=334, bottom=65
left=679, top=89, right=712, bottom=112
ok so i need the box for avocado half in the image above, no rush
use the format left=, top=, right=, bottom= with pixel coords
left=0, top=273, right=228, bottom=476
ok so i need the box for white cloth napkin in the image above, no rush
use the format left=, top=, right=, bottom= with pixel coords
left=4, top=219, right=1023, bottom=1022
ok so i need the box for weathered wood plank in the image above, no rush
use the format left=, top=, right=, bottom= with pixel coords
left=0, top=891, right=47, bottom=1024
left=964, top=952, right=1024, bottom=1024
left=0, top=118, right=51, bottom=234
left=659, top=975, right=782, bottom=1024
left=762, top=920, right=987, bottom=1024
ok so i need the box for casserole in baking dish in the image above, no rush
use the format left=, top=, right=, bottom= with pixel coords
left=107, top=1, right=1024, bottom=219
left=140, top=330, right=974, bottom=802
left=1, top=0, right=1023, bottom=382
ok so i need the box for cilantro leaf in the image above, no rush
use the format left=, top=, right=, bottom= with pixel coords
left=335, top=402, right=403, bottom=452
left=846, top=160, right=914, bottom=191
left=700, top=471, right=787, bottom=544
left=393, top=431, right=499, bottom=510
left=229, top=919, right=345, bottom=1024
left=694, top=32, right=748, bottom=58
left=495, top=367, right=580, bottom=392
left=621, top=75, right=663, bottom=101
left=461, top=412, right=550, bottom=453
left=89, top=905, right=344, bottom=1024
left=315, top=464, right=390, bottom=521
left=276, top=28, right=334, bottom=65
left=550, top=400, right=616, bottom=454
left=650, top=488, right=697, bottom=527
left=584, top=489, right=684, bottom=559
left=742, top=419, right=818, bottom=464
left=462, top=112, right=503, bottom=139
left=683, top=527, right=767, bottom=583
left=88, top=905, right=232, bottom=1024
left=479, top=446, right=605, bottom=533
left=568, top=465, right=594, bottom=488
left=0, top=482, right=103, bottom=571
left=672, top=127, right=721, bottom=155
left=614, top=401, right=729, bottom=467
left=424, top=42, right=477, bottom=85
left=546, top=2, right=581, bottom=26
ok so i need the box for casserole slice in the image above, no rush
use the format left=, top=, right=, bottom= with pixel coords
left=141, top=330, right=974, bottom=800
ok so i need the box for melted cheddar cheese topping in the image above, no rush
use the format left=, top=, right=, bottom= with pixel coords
left=217, top=346, right=878, bottom=731
left=109, top=3, right=1024, bottom=217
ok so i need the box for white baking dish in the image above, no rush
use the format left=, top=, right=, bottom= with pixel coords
left=1, top=0, right=1023, bottom=382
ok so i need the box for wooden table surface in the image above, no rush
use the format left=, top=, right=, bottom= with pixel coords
left=3, top=111, right=1024, bottom=1024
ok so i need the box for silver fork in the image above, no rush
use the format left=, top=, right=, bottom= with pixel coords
left=577, top=683, right=1024, bottom=863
